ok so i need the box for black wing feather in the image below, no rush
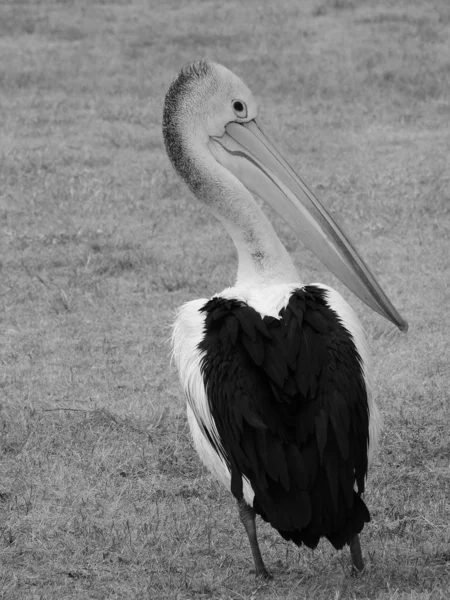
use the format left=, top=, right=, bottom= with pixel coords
left=225, top=314, right=239, bottom=346
left=199, top=286, right=370, bottom=550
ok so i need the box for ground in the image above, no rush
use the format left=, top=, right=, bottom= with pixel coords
left=0, top=0, right=449, bottom=598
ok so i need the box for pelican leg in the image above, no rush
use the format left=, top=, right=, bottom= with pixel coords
left=349, top=534, right=364, bottom=573
left=237, top=499, right=272, bottom=579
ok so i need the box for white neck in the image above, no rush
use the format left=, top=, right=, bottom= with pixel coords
left=190, top=142, right=299, bottom=290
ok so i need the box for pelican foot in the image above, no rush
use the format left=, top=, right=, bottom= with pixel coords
left=351, top=564, right=365, bottom=577
left=255, top=568, right=273, bottom=580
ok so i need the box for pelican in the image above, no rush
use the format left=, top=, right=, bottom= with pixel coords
left=163, top=60, right=407, bottom=578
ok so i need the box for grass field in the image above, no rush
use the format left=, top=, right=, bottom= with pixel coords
left=1, top=0, right=449, bottom=598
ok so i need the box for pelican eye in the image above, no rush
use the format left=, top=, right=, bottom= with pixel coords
left=232, top=100, right=247, bottom=119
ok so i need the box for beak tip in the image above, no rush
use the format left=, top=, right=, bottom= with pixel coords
left=398, top=318, right=409, bottom=333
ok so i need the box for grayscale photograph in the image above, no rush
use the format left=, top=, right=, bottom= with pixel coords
left=1, top=1, right=449, bottom=598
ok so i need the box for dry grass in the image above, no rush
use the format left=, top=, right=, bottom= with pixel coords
left=1, top=0, right=449, bottom=598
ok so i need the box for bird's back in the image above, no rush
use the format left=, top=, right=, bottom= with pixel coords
left=196, top=284, right=372, bottom=549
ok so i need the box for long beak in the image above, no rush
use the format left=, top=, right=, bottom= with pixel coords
left=212, top=119, right=408, bottom=332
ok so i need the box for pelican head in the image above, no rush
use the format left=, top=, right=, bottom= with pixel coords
left=163, top=60, right=408, bottom=332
